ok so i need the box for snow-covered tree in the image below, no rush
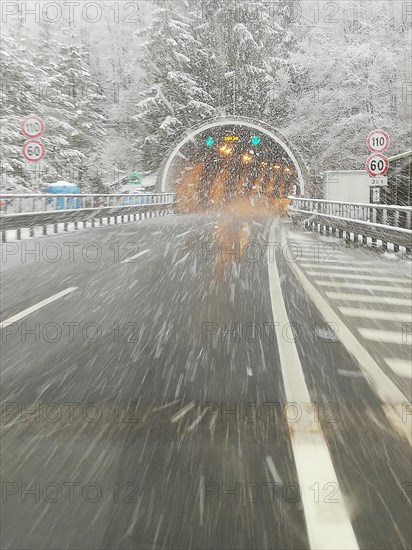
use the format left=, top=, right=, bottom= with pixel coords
left=284, top=0, right=411, bottom=177
left=0, top=31, right=40, bottom=188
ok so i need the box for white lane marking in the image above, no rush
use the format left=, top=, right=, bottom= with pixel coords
left=339, top=307, right=412, bottom=322
left=0, top=287, right=78, bottom=329
left=122, top=249, right=150, bottom=263
left=325, top=293, right=408, bottom=305
left=170, top=402, right=195, bottom=423
left=265, top=456, right=282, bottom=485
left=282, top=227, right=411, bottom=445
left=358, top=328, right=407, bottom=345
left=384, top=359, right=412, bottom=378
left=317, top=281, right=411, bottom=292
left=300, top=264, right=386, bottom=272
left=175, top=231, right=191, bottom=238
left=307, top=273, right=407, bottom=283
left=268, top=222, right=359, bottom=550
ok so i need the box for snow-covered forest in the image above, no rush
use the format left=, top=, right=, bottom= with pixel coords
left=1, top=0, right=410, bottom=192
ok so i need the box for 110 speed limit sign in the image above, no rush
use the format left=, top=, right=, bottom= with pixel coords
left=22, top=139, right=45, bottom=163
left=366, top=153, right=388, bottom=177
left=20, top=114, right=45, bottom=139
left=367, top=129, right=389, bottom=153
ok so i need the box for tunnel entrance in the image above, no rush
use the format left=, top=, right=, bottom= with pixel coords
left=158, top=117, right=309, bottom=212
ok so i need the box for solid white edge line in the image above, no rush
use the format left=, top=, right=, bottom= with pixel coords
left=268, top=221, right=359, bottom=550
left=0, top=287, right=78, bottom=329
left=122, top=249, right=151, bottom=263
left=281, top=226, right=411, bottom=446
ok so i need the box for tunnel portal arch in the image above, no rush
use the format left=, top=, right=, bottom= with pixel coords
left=157, top=116, right=309, bottom=196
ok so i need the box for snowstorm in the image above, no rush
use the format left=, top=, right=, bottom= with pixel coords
left=0, top=1, right=411, bottom=549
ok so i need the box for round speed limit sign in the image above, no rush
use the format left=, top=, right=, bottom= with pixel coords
left=367, top=129, right=389, bottom=153
left=22, top=139, right=45, bottom=163
left=366, top=153, right=389, bottom=177
left=20, top=114, right=45, bottom=139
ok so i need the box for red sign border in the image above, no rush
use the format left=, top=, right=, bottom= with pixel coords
left=365, top=153, right=389, bottom=177
left=367, top=129, right=390, bottom=153
left=22, top=139, right=45, bottom=163
left=20, top=114, right=45, bottom=139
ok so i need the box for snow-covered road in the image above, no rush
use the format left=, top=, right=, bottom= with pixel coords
left=1, top=213, right=411, bottom=549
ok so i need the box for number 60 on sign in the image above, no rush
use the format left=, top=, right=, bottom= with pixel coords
left=22, top=139, right=45, bottom=163
left=365, top=153, right=388, bottom=177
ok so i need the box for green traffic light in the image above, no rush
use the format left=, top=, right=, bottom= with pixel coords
left=205, top=136, right=215, bottom=147
left=251, top=135, right=261, bottom=146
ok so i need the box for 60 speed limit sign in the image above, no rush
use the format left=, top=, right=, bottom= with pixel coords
left=365, top=153, right=389, bottom=177
left=20, top=114, right=45, bottom=139
left=367, top=129, right=389, bottom=153
left=22, top=139, right=45, bottom=163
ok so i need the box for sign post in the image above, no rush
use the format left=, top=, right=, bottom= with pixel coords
left=21, top=114, right=45, bottom=193
left=366, top=129, right=389, bottom=204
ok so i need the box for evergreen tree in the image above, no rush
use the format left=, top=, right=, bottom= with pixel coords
left=134, top=0, right=288, bottom=170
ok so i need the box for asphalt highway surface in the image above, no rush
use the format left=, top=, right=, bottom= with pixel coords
left=1, top=211, right=411, bottom=550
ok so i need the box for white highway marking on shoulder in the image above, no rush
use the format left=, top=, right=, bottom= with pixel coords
left=307, top=273, right=407, bottom=283
left=0, top=287, right=78, bottom=329
left=339, top=307, right=412, bottom=322
left=384, top=359, right=412, bottom=378
left=122, top=249, right=151, bottom=263
left=282, top=227, right=411, bottom=445
left=268, top=222, right=359, bottom=550
left=317, top=281, right=411, bottom=292
left=358, top=328, right=406, bottom=344
left=325, top=293, right=408, bottom=305
left=300, top=264, right=386, bottom=272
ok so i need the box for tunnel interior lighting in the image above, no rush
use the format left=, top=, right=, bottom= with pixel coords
left=241, top=153, right=253, bottom=164
left=219, top=144, right=233, bottom=156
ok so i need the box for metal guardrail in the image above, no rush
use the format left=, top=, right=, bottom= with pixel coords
left=0, top=193, right=176, bottom=214
left=288, top=197, right=412, bottom=252
left=0, top=193, right=177, bottom=241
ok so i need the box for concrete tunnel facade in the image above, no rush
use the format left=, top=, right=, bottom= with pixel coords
left=157, top=116, right=310, bottom=197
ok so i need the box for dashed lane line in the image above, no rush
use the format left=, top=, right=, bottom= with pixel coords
left=121, top=249, right=151, bottom=263
left=0, top=287, right=78, bottom=329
